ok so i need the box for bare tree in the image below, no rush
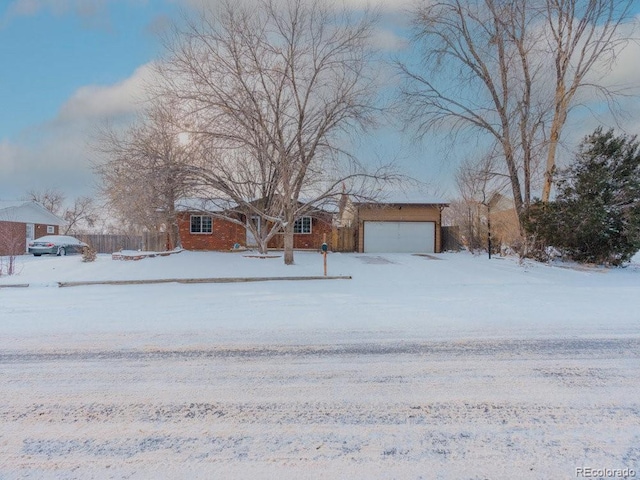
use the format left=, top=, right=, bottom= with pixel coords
left=156, top=0, right=399, bottom=264
left=541, top=0, right=635, bottom=201
left=24, top=188, right=96, bottom=235
left=62, top=196, right=96, bottom=235
left=25, top=188, right=66, bottom=216
left=399, top=0, right=635, bottom=232
left=94, top=101, right=193, bottom=250
left=454, top=152, right=510, bottom=251
left=0, top=221, right=24, bottom=275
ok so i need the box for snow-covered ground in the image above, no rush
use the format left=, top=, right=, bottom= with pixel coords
left=2, top=250, right=640, bottom=348
left=1, top=251, right=639, bottom=478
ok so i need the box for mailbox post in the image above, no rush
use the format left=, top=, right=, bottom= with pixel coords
left=321, top=233, right=328, bottom=276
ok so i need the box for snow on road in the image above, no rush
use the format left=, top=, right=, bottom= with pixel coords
left=1, top=251, right=639, bottom=478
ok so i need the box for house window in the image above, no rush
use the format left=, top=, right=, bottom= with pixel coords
left=46, top=225, right=55, bottom=234
left=293, top=216, right=312, bottom=234
left=190, top=215, right=212, bottom=234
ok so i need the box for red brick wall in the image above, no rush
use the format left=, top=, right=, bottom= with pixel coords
left=267, top=217, right=333, bottom=250
left=177, top=213, right=245, bottom=251
left=178, top=213, right=333, bottom=251
left=0, top=222, right=60, bottom=256
left=0, top=221, right=26, bottom=256
left=35, top=224, right=59, bottom=238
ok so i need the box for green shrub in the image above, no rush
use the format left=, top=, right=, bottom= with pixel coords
left=523, top=128, right=640, bottom=266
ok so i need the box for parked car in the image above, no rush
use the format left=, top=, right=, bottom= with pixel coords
left=28, top=235, right=88, bottom=256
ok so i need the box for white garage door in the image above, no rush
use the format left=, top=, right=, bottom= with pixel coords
left=364, top=221, right=435, bottom=253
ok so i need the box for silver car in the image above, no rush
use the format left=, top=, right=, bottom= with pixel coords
left=28, top=235, right=89, bottom=256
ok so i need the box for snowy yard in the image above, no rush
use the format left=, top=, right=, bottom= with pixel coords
left=1, top=251, right=639, bottom=478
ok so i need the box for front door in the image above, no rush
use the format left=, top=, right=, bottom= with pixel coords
left=25, top=223, right=35, bottom=252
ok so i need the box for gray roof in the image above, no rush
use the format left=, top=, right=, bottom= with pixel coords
left=355, top=190, right=450, bottom=206
left=0, top=201, right=66, bottom=225
left=175, top=197, right=228, bottom=213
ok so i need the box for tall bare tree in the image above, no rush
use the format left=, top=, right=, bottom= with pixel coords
left=541, top=0, right=635, bottom=201
left=399, top=0, right=635, bottom=233
left=94, top=101, right=193, bottom=250
left=156, top=0, right=398, bottom=264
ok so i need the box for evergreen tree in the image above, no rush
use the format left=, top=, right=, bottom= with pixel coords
left=524, top=128, right=640, bottom=265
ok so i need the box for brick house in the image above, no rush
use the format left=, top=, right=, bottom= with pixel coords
left=177, top=205, right=333, bottom=252
left=0, top=201, right=66, bottom=256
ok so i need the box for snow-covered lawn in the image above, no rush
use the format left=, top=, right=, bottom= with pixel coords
left=1, top=250, right=639, bottom=348
left=1, top=251, right=639, bottom=478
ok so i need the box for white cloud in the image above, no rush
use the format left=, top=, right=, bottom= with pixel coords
left=1, top=0, right=148, bottom=28
left=369, top=27, right=407, bottom=51
left=598, top=39, right=640, bottom=94
left=582, top=16, right=640, bottom=94
left=173, top=0, right=412, bottom=13
left=0, top=126, right=96, bottom=200
left=3, top=0, right=106, bottom=20
left=56, top=63, right=154, bottom=123
left=0, top=139, right=22, bottom=176
left=0, top=64, right=155, bottom=201
left=339, top=0, right=413, bottom=11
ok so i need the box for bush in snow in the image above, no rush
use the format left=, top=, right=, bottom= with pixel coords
left=82, top=246, right=97, bottom=263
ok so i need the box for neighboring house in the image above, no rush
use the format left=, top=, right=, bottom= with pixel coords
left=353, top=194, right=449, bottom=254
left=0, top=201, right=66, bottom=256
left=177, top=200, right=333, bottom=252
left=486, top=194, right=520, bottom=250
left=444, top=193, right=520, bottom=252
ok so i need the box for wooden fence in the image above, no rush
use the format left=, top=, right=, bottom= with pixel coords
left=77, top=234, right=143, bottom=254
left=142, top=232, right=168, bottom=252
left=441, top=226, right=462, bottom=251
left=77, top=232, right=167, bottom=254
left=331, top=226, right=356, bottom=252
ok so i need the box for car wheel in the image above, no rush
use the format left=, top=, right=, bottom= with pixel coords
left=57, top=247, right=66, bottom=256
left=33, top=254, right=41, bottom=257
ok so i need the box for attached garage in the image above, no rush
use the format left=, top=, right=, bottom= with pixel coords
left=363, top=221, right=435, bottom=253
left=355, top=199, right=448, bottom=254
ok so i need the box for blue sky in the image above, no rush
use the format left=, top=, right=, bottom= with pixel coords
left=0, top=0, right=446, bottom=204
left=0, top=1, right=173, bottom=138
left=1, top=0, right=639, bottom=206
left=0, top=0, right=184, bottom=201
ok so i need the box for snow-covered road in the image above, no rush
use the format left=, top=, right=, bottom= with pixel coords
left=1, top=338, right=639, bottom=479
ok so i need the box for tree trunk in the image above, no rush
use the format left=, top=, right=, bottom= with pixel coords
left=542, top=131, right=560, bottom=202
left=283, top=221, right=294, bottom=265
left=167, top=223, right=180, bottom=250
left=257, top=238, right=269, bottom=255
left=542, top=82, right=568, bottom=202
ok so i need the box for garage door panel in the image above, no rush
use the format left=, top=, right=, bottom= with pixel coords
left=364, top=221, right=435, bottom=253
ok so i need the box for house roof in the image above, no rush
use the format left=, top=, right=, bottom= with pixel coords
left=354, top=190, right=450, bottom=206
left=177, top=196, right=338, bottom=215
left=0, top=201, right=66, bottom=225
left=175, top=197, right=227, bottom=213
